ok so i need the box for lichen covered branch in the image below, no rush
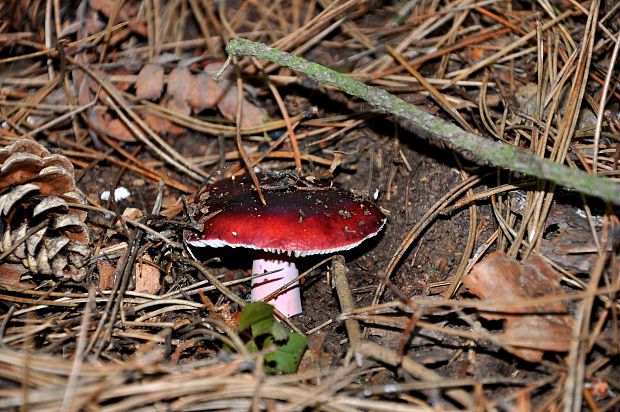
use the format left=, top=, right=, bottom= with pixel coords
left=225, top=38, right=620, bottom=205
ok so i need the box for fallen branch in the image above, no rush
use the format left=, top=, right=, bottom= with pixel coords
left=225, top=38, right=620, bottom=205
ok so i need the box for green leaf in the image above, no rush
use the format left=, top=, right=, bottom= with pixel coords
left=238, top=301, right=274, bottom=332
left=236, top=302, right=307, bottom=373
left=269, top=320, right=289, bottom=342
left=247, top=309, right=292, bottom=341
left=264, top=333, right=308, bottom=373
left=250, top=317, right=276, bottom=338
left=245, top=339, right=259, bottom=353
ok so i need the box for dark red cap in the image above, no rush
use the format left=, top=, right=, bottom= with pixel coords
left=187, top=173, right=386, bottom=257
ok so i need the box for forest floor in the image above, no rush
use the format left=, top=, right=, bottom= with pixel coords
left=0, top=0, right=619, bottom=410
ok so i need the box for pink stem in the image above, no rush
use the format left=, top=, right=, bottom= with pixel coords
left=251, top=258, right=302, bottom=317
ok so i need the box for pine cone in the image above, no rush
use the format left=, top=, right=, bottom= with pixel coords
left=0, top=139, right=90, bottom=281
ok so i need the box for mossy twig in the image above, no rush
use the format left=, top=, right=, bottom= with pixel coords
left=225, top=38, right=620, bottom=205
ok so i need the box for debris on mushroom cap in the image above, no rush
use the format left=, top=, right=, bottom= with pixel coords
left=187, top=172, right=386, bottom=257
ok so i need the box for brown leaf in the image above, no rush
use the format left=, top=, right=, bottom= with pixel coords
left=0, top=263, right=32, bottom=289
left=463, top=252, right=573, bottom=361
left=93, top=110, right=137, bottom=142
left=166, top=67, right=193, bottom=116
left=503, top=315, right=573, bottom=360
left=464, top=252, right=565, bottom=314
left=142, top=112, right=184, bottom=136
left=215, top=81, right=266, bottom=129
left=134, top=254, right=160, bottom=294
left=89, top=0, right=147, bottom=36
left=187, top=72, right=226, bottom=111
left=120, top=207, right=143, bottom=221
left=97, top=259, right=115, bottom=290
left=136, top=64, right=165, bottom=100
left=540, top=202, right=608, bottom=273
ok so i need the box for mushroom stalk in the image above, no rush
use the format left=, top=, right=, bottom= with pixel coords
left=251, top=256, right=302, bottom=317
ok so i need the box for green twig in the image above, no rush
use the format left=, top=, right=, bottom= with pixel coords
left=225, top=38, right=620, bottom=205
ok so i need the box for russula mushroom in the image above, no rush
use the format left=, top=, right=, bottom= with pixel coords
left=186, top=172, right=386, bottom=317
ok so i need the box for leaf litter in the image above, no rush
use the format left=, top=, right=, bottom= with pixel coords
left=0, top=0, right=618, bottom=410
left=463, top=252, right=574, bottom=362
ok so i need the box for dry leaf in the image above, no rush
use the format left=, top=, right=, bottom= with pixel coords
left=187, top=72, right=226, bottom=111
left=214, top=81, right=265, bottom=129
left=0, top=263, right=32, bottom=289
left=166, top=67, right=193, bottom=116
left=97, top=259, right=115, bottom=290
left=142, top=112, right=184, bottom=136
left=89, top=0, right=147, bottom=36
left=111, top=68, right=133, bottom=92
left=91, top=108, right=137, bottom=142
left=121, top=207, right=143, bottom=221
left=75, top=66, right=138, bottom=143
left=539, top=202, right=612, bottom=274
left=463, top=252, right=574, bottom=361
left=105, top=118, right=138, bottom=142
left=134, top=254, right=160, bottom=294
left=191, top=62, right=266, bottom=128
left=541, top=225, right=598, bottom=273
left=136, top=64, right=165, bottom=100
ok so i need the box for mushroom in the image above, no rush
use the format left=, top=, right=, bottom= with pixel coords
left=186, top=172, right=386, bottom=317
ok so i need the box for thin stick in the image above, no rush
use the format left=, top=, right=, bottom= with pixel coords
left=330, top=255, right=361, bottom=352
left=234, top=68, right=266, bottom=205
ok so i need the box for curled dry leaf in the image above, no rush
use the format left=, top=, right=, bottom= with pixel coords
left=136, top=64, right=165, bottom=101
left=462, top=252, right=574, bottom=362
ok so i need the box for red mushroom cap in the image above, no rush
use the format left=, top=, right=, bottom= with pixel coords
left=187, top=173, right=386, bottom=257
